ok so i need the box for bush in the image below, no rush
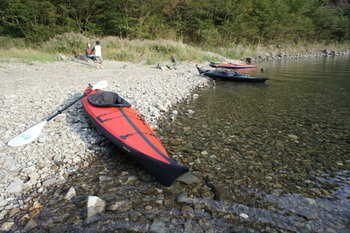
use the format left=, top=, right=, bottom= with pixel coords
left=42, top=33, right=92, bottom=54
left=0, top=37, right=28, bottom=49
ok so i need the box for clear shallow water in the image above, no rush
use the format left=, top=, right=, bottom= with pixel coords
left=4, top=56, right=350, bottom=232
left=159, top=56, right=350, bottom=232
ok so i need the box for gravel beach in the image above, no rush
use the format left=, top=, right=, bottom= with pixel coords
left=0, top=59, right=211, bottom=223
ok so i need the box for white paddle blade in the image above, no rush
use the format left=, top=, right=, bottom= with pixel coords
left=92, top=80, right=108, bottom=90
left=7, top=121, right=47, bottom=147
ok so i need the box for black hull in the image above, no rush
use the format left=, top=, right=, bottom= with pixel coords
left=197, top=67, right=268, bottom=83
left=213, top=76, right=268, bottom=83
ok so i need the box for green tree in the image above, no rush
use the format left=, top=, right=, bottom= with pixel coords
left=1, top=0, right=58, bottom=41
left=0, top=0, right=349, bottom=44
left=99, top=0, right=167, bottom=39
left=50, top=0, right=101, bottom=34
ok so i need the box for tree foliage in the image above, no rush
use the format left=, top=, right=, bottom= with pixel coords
left=0, top=0, right=349, bottom=45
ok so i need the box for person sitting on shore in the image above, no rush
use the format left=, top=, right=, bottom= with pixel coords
left=85, top=43, right=95, bottom=60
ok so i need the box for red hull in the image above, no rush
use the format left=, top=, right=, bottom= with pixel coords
left=210, top=63, right=257, bottom=69
left=82, top=86, right=189, bottom=186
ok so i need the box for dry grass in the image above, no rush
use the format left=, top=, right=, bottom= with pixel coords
left=0, top=48, right=56, bottom=63
left=1, top=33, right=349, bottom=63
left=37, top=33, right=221, bottom=64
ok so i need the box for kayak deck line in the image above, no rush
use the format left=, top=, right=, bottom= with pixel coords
left=120, top=131, right=158, bottom=139
left=119, top=107, right=172, bottom=164
left=97, top=111, right=145, bottom=123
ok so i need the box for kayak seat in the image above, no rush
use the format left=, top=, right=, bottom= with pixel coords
left=88, top=91, right=131, bottom=108
left=218, top=70, right=229, bottom=75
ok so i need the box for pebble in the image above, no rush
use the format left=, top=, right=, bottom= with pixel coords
left=177, top=173, right=200, bottom=185
left=239, top=213, right=249, bottom=219
left=5, top=178, right=23, bottom=194
left=150, top=220, right=167, bottom=233
left=24, top=219, right=38, bottom=231
left=0, top=222, right=14, bottom=231
left=108, top=200, right=132, bottom=211
left=64, top=187, right=76, bottom=200
left=288, top=134, right=299, bottom=140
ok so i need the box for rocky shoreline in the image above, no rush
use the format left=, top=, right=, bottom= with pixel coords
left=244, top=48, right=350, bottom=63
left=0, top=59, right=212, bottom=231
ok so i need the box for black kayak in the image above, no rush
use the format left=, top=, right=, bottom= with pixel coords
left=197, top=67, right=269, bottom=83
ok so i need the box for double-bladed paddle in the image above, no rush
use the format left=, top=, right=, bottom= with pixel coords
left=7, top=80, right=108, bottom=147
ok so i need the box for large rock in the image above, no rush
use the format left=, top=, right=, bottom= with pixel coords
left=87, top=196, right=106, bottom=219
left=6, top=178, right=23, bottom=194
left=74, top=54, right=89, bottom=62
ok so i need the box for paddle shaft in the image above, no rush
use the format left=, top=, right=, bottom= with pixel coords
left=45, top=89, right=92, bottom=122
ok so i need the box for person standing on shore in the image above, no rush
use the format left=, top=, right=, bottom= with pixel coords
left=92, top=40, right=103, bottom=69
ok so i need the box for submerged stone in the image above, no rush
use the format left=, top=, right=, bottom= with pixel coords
left=177, top=173, right=200, bottom=185
left=87, top=196, right=106, bottom=219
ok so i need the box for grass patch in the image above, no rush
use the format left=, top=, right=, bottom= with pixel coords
left=101, top=37, right=222, bottom=64
left=0, top=37, right=28, bottom=49
left=0, top=48, right=57, bottom=63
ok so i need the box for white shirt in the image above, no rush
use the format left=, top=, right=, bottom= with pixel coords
left=94, top=45, right=102, bottom=56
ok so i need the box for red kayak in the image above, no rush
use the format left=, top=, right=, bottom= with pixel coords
left=209, top=62, right=257, bottom=69
left=82, top=85, right=189, bottom=186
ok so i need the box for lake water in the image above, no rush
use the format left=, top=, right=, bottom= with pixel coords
left=4, top=56, right=350, bottom=232
left=156, top=55, right=350, bottom=232
left=174, top=55, right=350, bottom=230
